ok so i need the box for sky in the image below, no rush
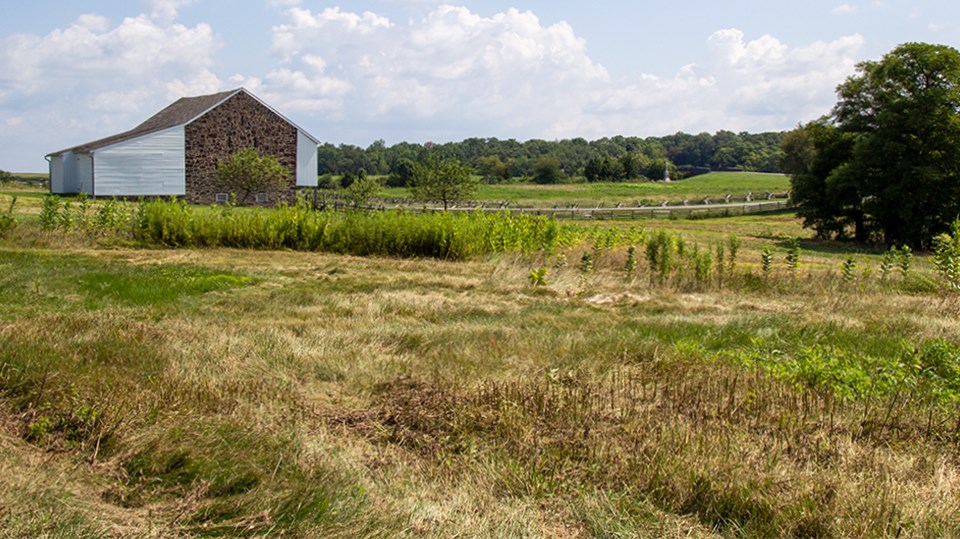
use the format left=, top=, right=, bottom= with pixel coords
left=1, top=1, right=958, bottom=172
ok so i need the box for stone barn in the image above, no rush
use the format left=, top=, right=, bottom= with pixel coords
left=46, top=88, right=319, bottom=204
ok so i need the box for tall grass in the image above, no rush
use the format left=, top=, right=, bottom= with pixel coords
left=132, top=198, right=582, bottom=259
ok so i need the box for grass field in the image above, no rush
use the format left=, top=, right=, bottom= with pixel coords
left=380, top=172, right=791, bottom=207
left=2, top=186, right=959, bottom=537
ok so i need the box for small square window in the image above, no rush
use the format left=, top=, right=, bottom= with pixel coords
left=255, top=193, right=269, bottom=204
left=215, top=193, right=229, bottom=203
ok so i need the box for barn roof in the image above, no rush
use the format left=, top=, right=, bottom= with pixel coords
left=47, top=88, right=319, bottom=156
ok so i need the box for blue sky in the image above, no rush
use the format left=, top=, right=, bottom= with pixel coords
left=1, top=0, right=958, bottom=171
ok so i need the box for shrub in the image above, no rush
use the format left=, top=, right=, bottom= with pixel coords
left=0, top=196, right=15, bottom=238
left=933, top=218, right=960, bottom=289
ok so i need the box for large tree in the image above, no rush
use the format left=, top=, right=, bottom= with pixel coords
left=410, top=153, right=478, bottom=210
left=785, top=42, right=960, bottom=246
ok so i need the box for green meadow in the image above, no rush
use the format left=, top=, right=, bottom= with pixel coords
left=1, top=184, right=959, bottom=537
left=379, top=171, right=791, bottom=207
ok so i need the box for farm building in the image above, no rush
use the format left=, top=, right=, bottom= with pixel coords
left=46, top=88, right=319, bottom=204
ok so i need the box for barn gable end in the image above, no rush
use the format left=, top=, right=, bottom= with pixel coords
left=185, top=91, right=298, bottom=205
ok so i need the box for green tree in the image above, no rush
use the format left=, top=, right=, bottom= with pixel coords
left=410, top=153, right=478, bottom=210
left=786, top=42, right=960, bottom=246
left=387, top=158, right=417, bottom=187
left=477, top=156, right=511, bottom=183
left=214, top=148, right=290, bottom=204
left=532, top=156, right=563, bottom=184
left=646, top=158, right=676, bottom=182
left=347, top=175, right=382, bottom=207
left=0, top=170, right=14, bottom=184
left=781, top=120, right=862, bottom=240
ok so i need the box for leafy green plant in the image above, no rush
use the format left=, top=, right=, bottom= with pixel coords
left=879, top=247, right=896, bottom=281
left=761, top=247, right=774, bottom=279
left=693, top=245, right=713, bottom=285
left=39, top=195, right=61, bottom=231
left=932, top=218, right=960, bottom=289
left=578, top=252, right=594, bottom=274
left=645, top=230, right=674, bottom=283
left=895, top=245, right=912, bottom=277
left=841, top=257, right=857, bottom=283
left=785, top=238, right=801, bottom=276
left=0, top=196, right=16, bottom=238
left=715, top=241, right=726, bottom=284
left=624, top=245, right=637, bottom=278
left=528, top=267, right=548, bottom=287
left=726, top=234, right=741, bottom=274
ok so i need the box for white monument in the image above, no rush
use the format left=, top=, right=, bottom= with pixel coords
left=663, top=167, right=671, bottom=182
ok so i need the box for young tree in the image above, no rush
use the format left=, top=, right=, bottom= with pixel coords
left=214, top=148, right=290, bottom=204
left=787, top=42, right=960, bottom=246
left=410, top=153, right=478, bottom=210
left=532, top=156, right=563, bottom=184
left=347, top=175, right=382, bottom=207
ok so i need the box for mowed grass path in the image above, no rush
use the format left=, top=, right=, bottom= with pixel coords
left=381, top=171, right=790, bottom=207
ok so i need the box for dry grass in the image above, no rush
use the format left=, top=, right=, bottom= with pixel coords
left=2, top=207, right=960, bottom=537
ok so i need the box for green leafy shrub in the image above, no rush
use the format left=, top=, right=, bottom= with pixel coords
left=932, top=218, right=960, bottom=289
left=0, top=196, right=16, bottom=238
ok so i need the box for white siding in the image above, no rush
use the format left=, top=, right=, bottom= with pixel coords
left=49, top=155, right=64, bottom=194
left=55, top=151, right=92, bottom=194
left=77, top=154, right=93, bottom=195
left=93, top=127, right=186, bottom=196
left=296, top=130, right=318, bottom=187
left=61, top=151, right=79, bottom=193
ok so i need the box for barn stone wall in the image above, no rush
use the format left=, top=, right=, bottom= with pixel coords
left=184, top=92, right=298, bottom=205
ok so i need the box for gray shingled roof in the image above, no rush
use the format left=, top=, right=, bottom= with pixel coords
left=49, top=89, right=241, bottom=155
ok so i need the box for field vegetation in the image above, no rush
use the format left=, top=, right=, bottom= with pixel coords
left=1, top=185, right=959, bottom=537
left=377, top=171, right=790, bottom=208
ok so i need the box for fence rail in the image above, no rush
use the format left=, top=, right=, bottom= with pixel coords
left=319, top=195, right=793, bottom=219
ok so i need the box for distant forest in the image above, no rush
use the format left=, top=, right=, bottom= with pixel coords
left=317, top=131, right=785, bottom=185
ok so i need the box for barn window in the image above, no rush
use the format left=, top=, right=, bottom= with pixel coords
left=215, top=193, right=229, bottom=203
left=255, top=193, right=269, bottom=204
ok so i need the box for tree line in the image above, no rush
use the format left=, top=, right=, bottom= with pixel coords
left=317, top=131, right=785, bottom=186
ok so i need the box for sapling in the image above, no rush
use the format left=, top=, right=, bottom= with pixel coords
left=841, top=257, right=856, bottom=283
left=579, top=252, right=594, bottom=274
left=785, top=238, right=801, bottom=277
left=624, top=245, right=637, bottom=278
left=727, top=234, right=741, bottom=274
left=761, top=247, right=774, bottom=279
left=932, top=219, right=960, bottom=289
left=895, top=245, right=912, bottom=277
left=39, top=195, right=61, bottom=231
left=879, top=248, right=896, bottom=281
left=528, top=267, right=549, bottom=287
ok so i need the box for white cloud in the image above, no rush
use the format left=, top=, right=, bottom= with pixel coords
left=243, top=6, right=861, bottom=143
left=0, top=8, right=221, bottom=168
left=832, top=4, right=857, bottom=14
left=253, top=5, right=610, bottom=138
left=149, top=0, right=195, bottom=24
left=0, top=3, right=868, bottom=171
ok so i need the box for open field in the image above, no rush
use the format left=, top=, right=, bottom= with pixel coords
left=2, top=188, right=960, bottom=537
left=380, top=172, right=791, bottom=207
